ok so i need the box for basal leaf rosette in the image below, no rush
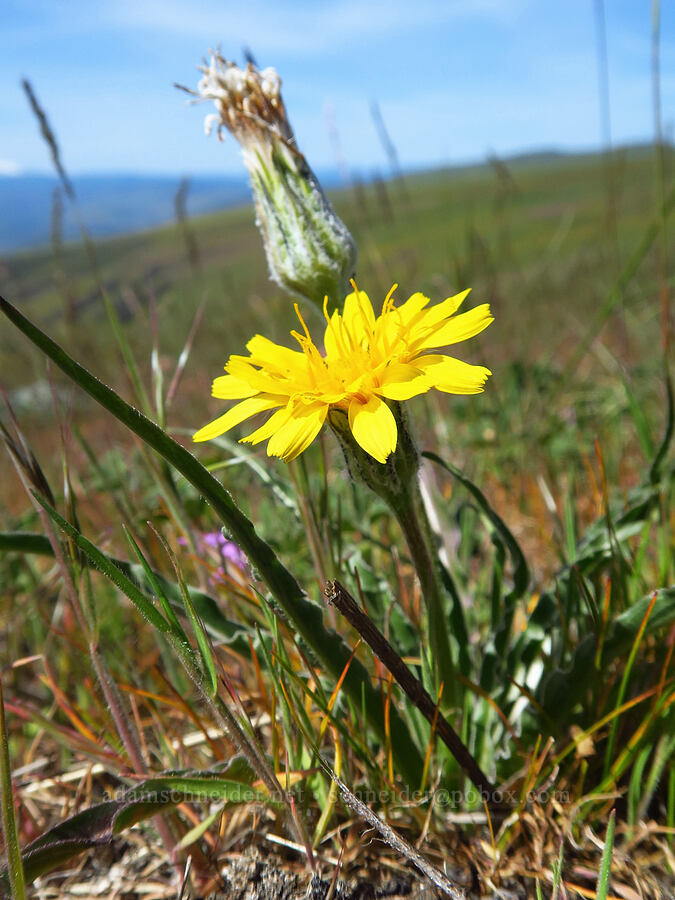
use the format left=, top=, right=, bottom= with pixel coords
left=194, top=284, right=493, bottom=465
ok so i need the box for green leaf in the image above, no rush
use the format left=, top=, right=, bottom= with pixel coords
left=650, top=373, right=674, bottom=485
left=423, top=453, right=529, bottom=603
left=438, top=561, right=472, bottom=676
left=0, top=532, right=50, bottom=556
left=0, top=769, right=269, bottom=894
left=424, top=452, right=529, bottom=689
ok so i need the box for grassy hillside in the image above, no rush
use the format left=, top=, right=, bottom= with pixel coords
left=2, top=146, right=665, bottom=355
left=1, top=146, right=669, bottom=529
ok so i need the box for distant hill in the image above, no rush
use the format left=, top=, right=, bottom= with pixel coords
left=0, top=144, right=659, bottom=256
left=0, top=174, right=251, bottom=254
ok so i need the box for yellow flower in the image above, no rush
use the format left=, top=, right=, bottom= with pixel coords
left=194, top=284, right=493, bottom=464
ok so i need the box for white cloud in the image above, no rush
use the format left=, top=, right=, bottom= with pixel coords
left=104, top=0, right=527, bottom=55
left=0, top=159, right=22, bottom=176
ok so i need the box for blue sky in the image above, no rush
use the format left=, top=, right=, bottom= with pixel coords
left=1, top=0, right=673, bottom=177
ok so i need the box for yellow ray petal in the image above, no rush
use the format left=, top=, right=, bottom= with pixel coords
left=266, top=402, right=328, bottom=461
left=374, top=307, right=412, bottom=358
left=417, top=303, right=493, bottom=351
left=212, top=374, right=259, bottom=400
left=384, top=289, right=471, bottom=352
left=226, top=357, right=296, bottom=396
left=240, top=405, right=292, bottom=446
left=378, top=362, right=430, bottom=401
left=323, top=309, right=351, bottom=360
left=342, top=288, right=376, bottom=336
left=193, top=395, right=281, bottom=442
left=416, top=354, right=492, bottom=394
left=422, top=288, right=471, bottom=324
left=348, top=396, right=397, bottom=464
left=393, top=291, right=431, bottom=323
left=246, top=335, right=306, bottom=374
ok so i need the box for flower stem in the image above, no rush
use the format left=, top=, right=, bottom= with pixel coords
left=391, top=476, right=457, bottom=707
left=329, top=403, right=457, bottom=705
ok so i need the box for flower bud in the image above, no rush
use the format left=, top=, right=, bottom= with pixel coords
left=197, top=52, right=356, bottom=310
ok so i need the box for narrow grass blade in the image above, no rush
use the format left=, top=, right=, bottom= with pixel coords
left=0, top=530, right=248, bottom=647
left=552, top=681, right=668, bottom=771
left=166, top=298, right=205, bottom=406
left=627, top=743, right=653, bottom=826
left=122, top=526, right=186, bottom=639
left=254, top=622, right=298, bottom=768
left=539, top=586, right=674, bottom=718
left=438, top=561, right=472, bottom=676
left=636, top=731, right=675, bottom=823
left=0, top=295, right=423, bottom=787
left=30, top=495, right=172, bottom=636
left=668, top=765, right=675, bottom=843
left=102, top=289, right=153, bottom=417
left=312, top=726, right=342, bottom=848
left=596, top=809, right=616, bottom=900
left=254, top=622, right=374, bottom=771
left=551, top=839, right=564, bottom=899
left=174, top=803, right=223, bottom=852
left=0, top=676, right=26, bottom=900
left=563, top=181, right=675, bottom=376
left=621, top=372, right=654, bottom=459
left=602, top=591, right=657, bottom=779
left=151, top=526, right=219, bottom=697
left=203, top=432, right=298, bottom=514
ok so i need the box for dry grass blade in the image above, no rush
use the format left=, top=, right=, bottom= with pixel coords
left=326, top=768, right=464, bottom=899
left=21, top=79, right=74, bottom=200
left=324, top=579, right=503, bottom=811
